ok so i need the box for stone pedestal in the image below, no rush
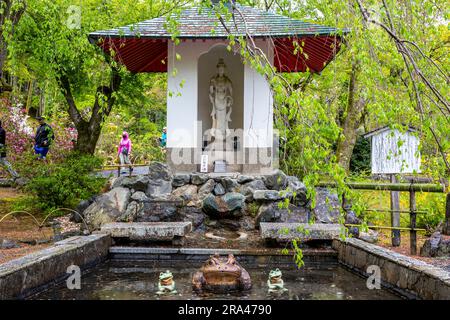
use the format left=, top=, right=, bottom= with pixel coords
left=166, top=147, right=275, bottom=175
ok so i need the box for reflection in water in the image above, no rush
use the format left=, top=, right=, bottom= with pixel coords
left=32, top=261, right=401, bottom=300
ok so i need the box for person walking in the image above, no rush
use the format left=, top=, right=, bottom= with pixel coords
left=68, top=123, right=78, bottom=149
left=159, top=127, right=167, bottom=152
left=0, top=120, right=20, bottom=179
left=34, top=116, right=54, bottom=160
left=118, top=131, right=132, bottom=175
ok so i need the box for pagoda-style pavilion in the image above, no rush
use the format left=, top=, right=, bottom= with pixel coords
left=89, top=2, right=348, bottom=174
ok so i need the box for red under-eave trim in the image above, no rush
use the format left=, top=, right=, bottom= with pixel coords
left=95, top=35, right=342, bottom=74
left=97, top=37, right=168, bottom=73
left=273, top=35, right=342, bottom=73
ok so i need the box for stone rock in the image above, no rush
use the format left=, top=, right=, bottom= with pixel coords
left=286, top=176, right=308, bottom=205
left=237, top=175, right=254, bottom=184
left=256, top=203, right=282, bottom=225
left=437, top=239, right=450, bottom=257
left=84, top=187, right=131, bottom=230
left=213, top=183, right=226, bottom=196
left=359, top=230, right=379, bottom=244
left=13, top=177, right=29, bottom=187
left=0, top=178, right=13, bottom=187
left=100, top=222, right=192, bottom=241
left=71, top=196, right=96, bottom=223
left=131, top=191, right=149, bottom=202
left=345, top=210, right=360, bottom=224
left=135, top=200, right=180, bottom=222
left=421, top=232, right=450, bottom=257
left=218, top=219, right=242, bottom=231
left=186, top=180, right=212, bottom=207
left=202, top=193, right=246, bottom=218
left=198, top=179, right=216, bottom=200
left=255, top=202, right=309, bottom=228
left=0, top=239, right=20, bottom=249
left=261, top=223, right=341, bottom=242
left=112, top=175, right=150, bottom=192
left=312, top=188, right=341, bottom=223
left=205, top=219, right=218, bottom=228
left=345, top=210, right=361, bottom=237
left=171, top=184, right=198, bottom=202
left=191, top=173, right=209, bottom=185
left=239, top=179, right=267, bottom=202
left=219, top=177, right=239, bottom=192
left=146, top=179, right=172, bottom=199
left=119, top=201, right=144, bottom=222
left=253, top=190, right=283, bottom=201
left=179, top=207, right=206, bottom=230
left=172, top=174, right=191, bottom=187
left=147, top=162, right=172, bottom=180
left=239, top=216, right=256, bottom=231
left=262, top=169, right=288, bottom=190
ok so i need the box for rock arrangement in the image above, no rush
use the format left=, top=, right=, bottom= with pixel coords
left=78, top=162, right=356, bottom=233
left=420, top=232, right=450, bottom=257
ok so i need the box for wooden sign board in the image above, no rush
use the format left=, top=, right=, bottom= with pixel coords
left=364, top=127, right=421, bottom=174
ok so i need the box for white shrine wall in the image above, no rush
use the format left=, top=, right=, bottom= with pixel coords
left=167, top=38, right=274, bottom=150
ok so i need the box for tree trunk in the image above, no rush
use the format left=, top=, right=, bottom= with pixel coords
left=74, top=121, right=102, bottom=155
left=336, top=59, right=366, bottom=173
left=57, top=67, right=121, bottom=155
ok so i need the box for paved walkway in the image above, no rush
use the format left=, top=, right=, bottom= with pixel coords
left=98, top=165, right=149, bottom=178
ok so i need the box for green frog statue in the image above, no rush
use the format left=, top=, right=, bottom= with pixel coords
left=157, top=270, right=177, bottom=295
left=267, top=268, right=288, bottom=293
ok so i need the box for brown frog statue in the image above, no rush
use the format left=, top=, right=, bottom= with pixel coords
left=192, top=254, right=252, bottom=293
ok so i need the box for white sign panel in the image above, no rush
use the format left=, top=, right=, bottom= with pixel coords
left=200, top=155, right=209, bottom=173
left=370, top=129, right=421, bottom=174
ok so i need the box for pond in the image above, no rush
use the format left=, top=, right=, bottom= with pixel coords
left=31, top=260, right=401, bottom=300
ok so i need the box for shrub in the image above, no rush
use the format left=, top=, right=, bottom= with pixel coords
left=0, top=97, right=76, bottom=178
left=23, top=152, right=106, bottom=212
left=415, top=193, right=446, bottom=234
left=247, top=202, right=260, bottom=217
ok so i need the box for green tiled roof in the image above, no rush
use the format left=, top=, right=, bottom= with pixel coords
left=89, top=4, right=348, bottom=40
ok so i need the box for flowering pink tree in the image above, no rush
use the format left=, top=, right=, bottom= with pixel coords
left=0, top=97, right=76, bottom=168
left=0, top=98, right=34, bottom=162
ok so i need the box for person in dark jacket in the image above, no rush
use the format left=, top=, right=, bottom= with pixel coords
left=0, top=120, right=20, bottom=178
left=34, top=116, right=55, bottom=160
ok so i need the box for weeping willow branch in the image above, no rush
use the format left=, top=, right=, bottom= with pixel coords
left=355, top=0, right=450, bottom=175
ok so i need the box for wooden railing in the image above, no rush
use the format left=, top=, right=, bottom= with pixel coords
left=318, top=181, right=449, bottom=254
left=100, top=163, right=149, bottom=177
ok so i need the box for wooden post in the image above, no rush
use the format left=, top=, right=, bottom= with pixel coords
left=409, top=189, right=417, bottom=255
left=117, top=165, right=121, bottom=177
left=390, top=175, right=401, bottom=246
left=443, top=193, right=450, bottom=236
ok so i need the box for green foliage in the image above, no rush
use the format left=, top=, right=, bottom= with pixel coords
left=96, top=73, right=168, bottom=164
left=22, top=152, right=106, bottom=212
left=349, top=135, right=371, bottom=174
left=246, top=202, right=260, bottom=217
left=292, top=239, right=305, bottom=269
left=416, top=193, right=446, bottom=234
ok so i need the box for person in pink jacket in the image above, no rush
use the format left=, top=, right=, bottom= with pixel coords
left=118, top=131, right=132, bottom=175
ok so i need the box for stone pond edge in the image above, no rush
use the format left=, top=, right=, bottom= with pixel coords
left=332, top=238, right=450, bottom=300
left=1, top=234, right=449, bottom=299
left=0, top=234, right=111, bottom=299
